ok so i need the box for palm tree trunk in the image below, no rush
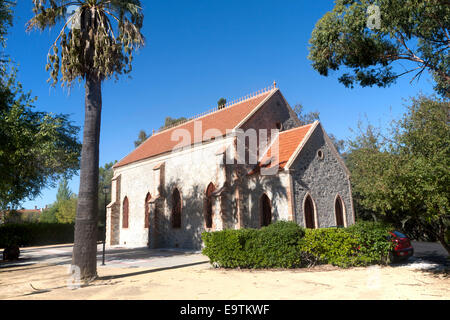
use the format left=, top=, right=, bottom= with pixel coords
left=72, top=76, right=102, bottom=281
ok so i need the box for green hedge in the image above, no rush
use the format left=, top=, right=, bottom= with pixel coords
left=299, top=222, right=394, bottom=267
left=299, top=228, right=360, bottom=267
left=0, top=223, right=105, bottom=248
left=346, top=221, right=395, bottom=265
left=202, top=221, right=306, bottom=268
left=202, top=221, right=395, bottom=269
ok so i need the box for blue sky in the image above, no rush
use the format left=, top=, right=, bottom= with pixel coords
left=6, top=0, right=435, bottom=209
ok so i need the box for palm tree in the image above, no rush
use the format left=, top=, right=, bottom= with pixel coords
left=27, top=0, right=144, bottom=281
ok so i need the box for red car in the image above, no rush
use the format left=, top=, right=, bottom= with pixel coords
left=389, top=231, right=414, bottom=261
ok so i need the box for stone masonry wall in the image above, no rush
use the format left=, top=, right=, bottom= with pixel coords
left=291, top=124, right=354, bottom=228
left=241, top=90, right=301, bottom=136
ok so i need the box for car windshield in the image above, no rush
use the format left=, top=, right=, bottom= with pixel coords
left=393, top=231, right=407, bottom=238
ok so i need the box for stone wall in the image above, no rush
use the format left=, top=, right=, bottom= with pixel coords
left=290, top=124, right=355, bottom=228
left=241, top=90, right=301, bottom=137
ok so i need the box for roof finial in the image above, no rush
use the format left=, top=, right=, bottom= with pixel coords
left=273, top=81, right=277, bottom=89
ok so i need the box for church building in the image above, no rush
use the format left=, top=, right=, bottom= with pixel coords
left=106, top=84, right=355, bottom=249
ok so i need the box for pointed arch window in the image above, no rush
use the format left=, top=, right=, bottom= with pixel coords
left=122, top=197, right=129, bottom=228
left=304, top=194, right=315, bottom=229
left=335, top=195, right=345, bottom=227
left=172, top=188, right=182, bottom=228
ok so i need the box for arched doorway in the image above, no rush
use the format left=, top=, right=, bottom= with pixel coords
left=335, top=195, right=345, bottom=227
left=260, top=194, right=272, bottom=227
left=172, top=188, right=181, bottom=228
left=304, top=194, right=315, bottom=229
left=144, top=193, right=151, bottom=228
left=205, top=183, right=215, bottom=229
left=122, top=197, right=129, bottom=228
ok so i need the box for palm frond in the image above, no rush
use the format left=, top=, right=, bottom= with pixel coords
left=29, top=0, right=144, bottom=86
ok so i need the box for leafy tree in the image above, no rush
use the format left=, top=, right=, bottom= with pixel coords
left=0, top=67, right=81, bottom=210
left=28, top=0, right=144, bottom=280
left=0, top=0, right=13, bottom=66
left=98, top=161, right=116, bottom=227
left=293, top=104, right=321, bottom=126
left=0, top=2, right=80, bottom=210
left=308, top=0, right=450, bottom=96
left=159, top=116, right=188, bottom=130
left=293, top=103, right=345, bottom=153
left=134, top=129, right=148, bottom=147
left=54, top=177, right=77, bottom=223
left=347, top=95, right=450, bottom=253
left=217, top=97, right=226, bottom=109
left=56, top=196, right=78, bottom=223
left=39, top=204, right=58, bottom=223
left=40, top=177, right=77, bottom=223
left=56, top=178, right=73, bottom=203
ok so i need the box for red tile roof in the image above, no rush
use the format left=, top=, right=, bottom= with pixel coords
left=260, top=123, right=315, bottom=170
left=114, top=90, right=273, bottom=168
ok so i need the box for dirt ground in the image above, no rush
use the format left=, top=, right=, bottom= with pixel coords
left=1, top=261, right=448, bottom=300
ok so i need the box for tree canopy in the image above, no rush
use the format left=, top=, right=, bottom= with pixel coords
left=0, top=66, right=81, bottom=211
left=98, top=160, right=116, bottom=225
left=55, top=196, right=77, bottom=223
left=134, top=129, right=148, bottom=147
left=0, top=1, right=81, bottom=210
left=39, top=204, right=58, bottom=223
left=308, top=0, right=450, bottom=96
left=217, top=97, right=226, bottom=109
left=346, top=95, right=450, bottom=253
left=160, top=116, right=188, bottom=130
left=56, top=177, right=73, bottom=203
left=0, top=1, right=13, bottom=56
left=293, top=103, right=345, bottom=154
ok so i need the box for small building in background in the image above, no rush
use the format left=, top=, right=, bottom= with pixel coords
left=0, top=206, right=44, bottom=224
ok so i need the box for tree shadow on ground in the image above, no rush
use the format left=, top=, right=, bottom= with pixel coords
left=97, top=260, right=208, bottom=281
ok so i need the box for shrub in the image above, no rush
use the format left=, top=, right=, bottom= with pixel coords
left=299, top=222, right=394, bottom=267
left=244, top=221, right=305, bottom=268
left=299, top=228, right=360, bottom=268
left=347, top=221, right=395, bottom=265
left=202, top=228, right=251, bottom=268
left=202, top=221, right=305, bottom=269
left=202, top=220, right=394, bottom=269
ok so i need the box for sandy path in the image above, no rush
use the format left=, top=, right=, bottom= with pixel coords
left=0, top=262, right=448, bottom=300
